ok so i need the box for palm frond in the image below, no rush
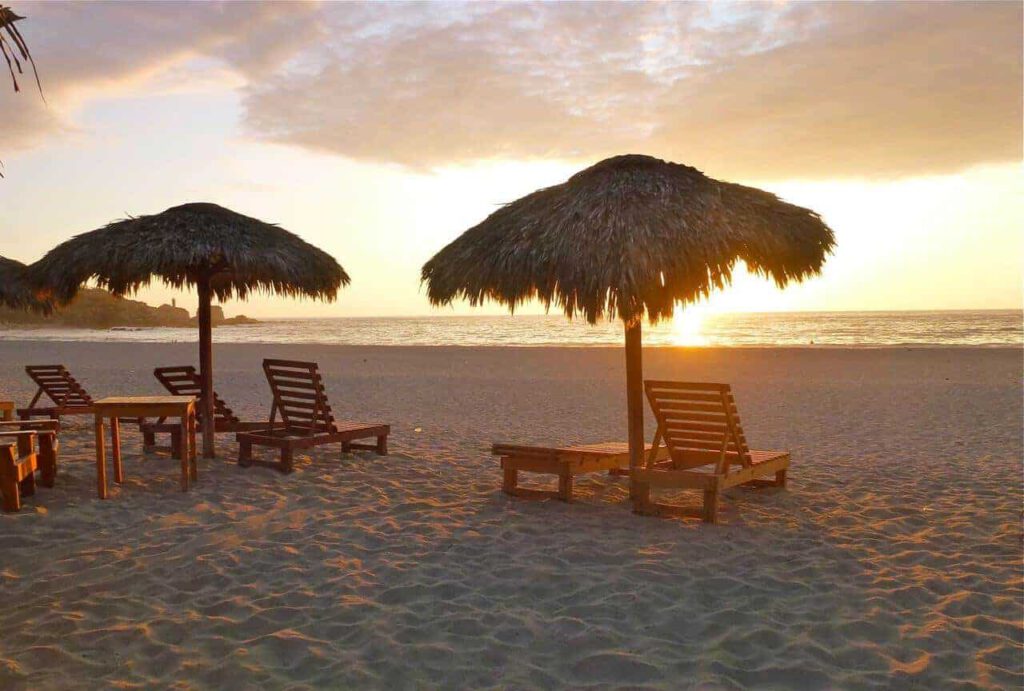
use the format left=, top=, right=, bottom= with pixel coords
left=0, top=5, right=42, bottom=97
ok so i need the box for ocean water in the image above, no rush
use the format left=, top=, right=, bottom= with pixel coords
left=0, top=311, right=1020, bottom=347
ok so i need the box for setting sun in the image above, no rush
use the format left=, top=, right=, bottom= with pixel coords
left=671, top=303, right=711, bottom=346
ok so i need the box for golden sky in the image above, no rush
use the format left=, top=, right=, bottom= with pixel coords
left=1, top=1, right=1021, bottom=318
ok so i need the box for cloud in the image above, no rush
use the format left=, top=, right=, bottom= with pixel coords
left=3, top=1, right=1020, bottom=180
left=242, top=1, right=1022, bottom=179
left=0, top=0, right=322, bottom=149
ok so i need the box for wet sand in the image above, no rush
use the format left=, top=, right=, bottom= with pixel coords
left=0, top=342, right=1020, bottom=688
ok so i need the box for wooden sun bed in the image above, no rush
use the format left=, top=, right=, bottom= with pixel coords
left=0, top=421, right=59, bottom=512
left=140, top=366, right=279, bottom=459
left=236, top=359, right=390, bottom=473
left=18, top=365, right=95, bottom=420
left=633, top=381, right=789, bottom=523
left=493, top=441, right=669, bottom=502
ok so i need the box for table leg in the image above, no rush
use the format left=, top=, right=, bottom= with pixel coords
left=502, top=460, right=517, bottom=495
left=558, top=468, right=573, bottom=502
left=95, top=416, right=107, bottom=499
left=188, top=410, right=198, bottom=482
left=179, top=419, right=190, bottom=492
left=111, top=417, right=123, bottom=484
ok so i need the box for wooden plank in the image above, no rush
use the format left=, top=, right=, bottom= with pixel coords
left=500, top=456, right=563, bottom=474
left=663, top=420, right=729, bottom=434
left=720, top=453, right=790, bottom=488
left=644, top=390, right=726, bottom=403
left=632, top=468, right=718, bottom=490
left=644, top=381, right=729, bottom=392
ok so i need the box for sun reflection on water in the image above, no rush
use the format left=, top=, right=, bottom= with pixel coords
left=671, top=304, right=710, bottom=346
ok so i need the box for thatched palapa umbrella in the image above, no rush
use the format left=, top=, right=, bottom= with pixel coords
left=0, top=256, right=49, bottom=312
left=30, top=202, right=348, bottom=458
left=422, top=154, right=835, bottom=485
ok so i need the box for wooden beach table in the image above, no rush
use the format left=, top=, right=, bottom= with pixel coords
left=94, top=396, right=197, bottom=499
left=492, top=441, right=669, bottom=502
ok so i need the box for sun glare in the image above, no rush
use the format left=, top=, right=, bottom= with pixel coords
left=671, top=303, right=710, bottom=346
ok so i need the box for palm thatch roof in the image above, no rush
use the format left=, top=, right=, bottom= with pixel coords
left=29, top=202, right=349, bottom=303
left=0, top=255, right=49, bottom=312
left=422, top=154, right=835, bottom=324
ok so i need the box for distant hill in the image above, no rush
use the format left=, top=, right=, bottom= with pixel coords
left=0, top=288, right=258, bottom=329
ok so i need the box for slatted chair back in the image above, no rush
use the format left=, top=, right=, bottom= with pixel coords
left=26, top=365, right=93, bottom=409
left=153, top=366, right=239, bottom=426
left=262, top=359, right=337, bottom=434
left=644, top=381, right=752, bottom=474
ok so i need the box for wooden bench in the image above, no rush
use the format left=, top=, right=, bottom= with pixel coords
left=0, top=425, right=58, bottom=512
left=633, top=381, right=790, bottom=523
left=493, top=441, right=668, bottom=502
left=18, top=364, right=95, bottom=420
left=141, top=366, right=278, bottom=458
left=0, top=419, right=59, bottom=490
left=237, top=359, right=390, bottom=474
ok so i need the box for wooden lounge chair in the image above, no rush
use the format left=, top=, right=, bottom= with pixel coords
left=140, top=366, right=277, bottom=459
left=18, top=365, right=95, bottom=420
left=633, top=381, right=790, bottom=523
left=493, top=441, right=668, bottom=502
left=236, top=359, right=390, bottom=473
left=0, top=423, right=59, bottom=512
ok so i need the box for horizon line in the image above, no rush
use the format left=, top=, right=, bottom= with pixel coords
left=248, top=307, right=1024, bottom=320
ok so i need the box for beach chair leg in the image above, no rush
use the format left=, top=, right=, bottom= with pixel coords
left=142, top=429, right=156, bottom=452
left=0, top=443, right=23, bottom=511
left=558, top=470, right=573, bottom=502
left=0, top=457, right=19, bottom=513
left=279, top=447, right=294, bottom=474
left=238, top=438, right=252, bottom=467
left=632, top=480, right=654, bottom=515
left=19, top=468, right=35, bottom=498
left=0, top=483, right=18, bottom=511
left=702, top=489, right=720, bottom=524
left=376, top=435, right=388, bottom=456
left=775, top=469, right=787, bottom=487
left=502, top=462, right=517, bottom=495
left=95, top=417, right=107, bottom=499
left=39, top=434, right=57, bottom=488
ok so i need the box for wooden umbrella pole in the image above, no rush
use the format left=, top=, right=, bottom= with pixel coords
left=197, top=274, right=216, bottom=459
left=624, top=319, right=645, bottom=498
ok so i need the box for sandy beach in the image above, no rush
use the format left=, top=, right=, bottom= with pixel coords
left=0, top=342, right=1020, bottom=689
